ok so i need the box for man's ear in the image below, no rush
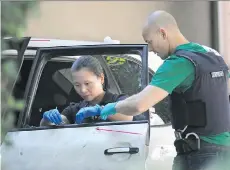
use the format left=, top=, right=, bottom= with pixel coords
left=159, top=28, right=167, bottom=40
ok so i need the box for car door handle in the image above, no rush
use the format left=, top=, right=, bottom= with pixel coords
left=104, top=147, right=139, bottom=155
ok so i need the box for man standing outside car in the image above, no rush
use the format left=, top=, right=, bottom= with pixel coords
left=78, top=10, right=230, bottom=170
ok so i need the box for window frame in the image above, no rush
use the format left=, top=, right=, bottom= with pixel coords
left=15, top=44, right=149, bottom=129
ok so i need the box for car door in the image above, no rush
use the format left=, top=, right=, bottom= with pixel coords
left=1, top=37, right=31, bottom=117
left=1, top=44, right=150, bottom=170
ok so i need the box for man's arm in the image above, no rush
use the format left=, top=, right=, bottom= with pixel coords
left=115, top=85, right=168, bottom=116
left=107, top=94, right=133, bottom=121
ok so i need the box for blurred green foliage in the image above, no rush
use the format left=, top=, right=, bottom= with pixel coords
left=1, top=1, right=38, bottom=38
left=1, top=1, right=39, bottom=143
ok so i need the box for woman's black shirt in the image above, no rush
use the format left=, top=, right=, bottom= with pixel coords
left=61, top=91, right=146, bottom=123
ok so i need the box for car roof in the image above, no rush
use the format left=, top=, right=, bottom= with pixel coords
left=2, top=37, right=163, bottom=72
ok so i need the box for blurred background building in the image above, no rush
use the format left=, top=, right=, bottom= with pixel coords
left=24, top=1, right=230, bottom=65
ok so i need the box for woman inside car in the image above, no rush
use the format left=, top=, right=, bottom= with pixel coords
left=40, top=55, right=144, bottom=126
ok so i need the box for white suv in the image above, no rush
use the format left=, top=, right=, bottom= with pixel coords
left=1, top=37, right=176, bottom=170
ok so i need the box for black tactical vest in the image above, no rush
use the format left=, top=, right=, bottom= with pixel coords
left=170, top=49, right=230, bottom=136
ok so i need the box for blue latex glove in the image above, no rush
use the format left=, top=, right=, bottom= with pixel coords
left=100, top=102, right=117, bottom=120
left=75, top=105, right=102, bottom=124
left=43, top=108, right=62, bottom=125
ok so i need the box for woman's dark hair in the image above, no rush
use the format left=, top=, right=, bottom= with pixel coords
left=71, top=56, right=103, bottom=77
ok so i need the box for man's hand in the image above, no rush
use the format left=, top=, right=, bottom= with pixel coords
left=75, top=105, right=102, bottom=124
left=43, top=108, right=62, bottom=125
left=100, top=103, right=117, bottom=120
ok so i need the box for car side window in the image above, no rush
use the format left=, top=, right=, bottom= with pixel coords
left=105, top=55, right=153, bottom=96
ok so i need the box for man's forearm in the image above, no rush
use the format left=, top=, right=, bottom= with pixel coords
left=115, top=94, right=142, bottom=116
left=114, top=85, right=169, bottom=116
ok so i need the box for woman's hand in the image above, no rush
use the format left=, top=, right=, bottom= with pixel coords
left=75, top=105, right=102, bottom=124
left=43, top=108, right=62, bottom=125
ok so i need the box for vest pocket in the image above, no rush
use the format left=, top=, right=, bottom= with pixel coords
left=186, top=100, right=206, bottom=127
